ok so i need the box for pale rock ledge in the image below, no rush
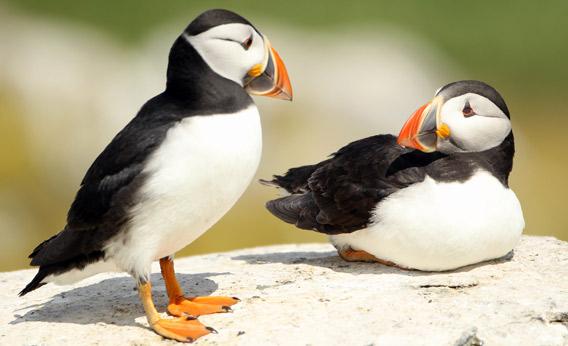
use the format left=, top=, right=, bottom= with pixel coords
left=1, top=236, right=567, bottom=346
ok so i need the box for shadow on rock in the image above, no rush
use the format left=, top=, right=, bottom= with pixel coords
left=11, top=272, right=229, bottom=327
left=232, top=249, right=514, bottom=276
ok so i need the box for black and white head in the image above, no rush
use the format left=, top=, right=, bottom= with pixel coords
left=171, top=9, right=292, bottom=100
left=398, top=80, right=511, bottom=153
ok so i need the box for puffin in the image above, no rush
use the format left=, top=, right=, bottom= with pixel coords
left=20, top=9, right=292, bottom=342
left=263, top=80, right=524, bottom=271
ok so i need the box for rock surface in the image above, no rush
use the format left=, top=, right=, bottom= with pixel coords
left=1, top=236, right=567, bottom=346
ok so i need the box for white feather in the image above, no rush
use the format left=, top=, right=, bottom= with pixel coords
left=112, top=105, right=262, bottom=278
left=44, top=260, right=119, bottom=285
left=48, top=105, right=262, bottom=284
left=330, top=170, right=524, bottom=271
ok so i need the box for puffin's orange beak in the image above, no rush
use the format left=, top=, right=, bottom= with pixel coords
left=245, top=37, right=293, bottom=101
left=397, top=97, right=448, bottom=153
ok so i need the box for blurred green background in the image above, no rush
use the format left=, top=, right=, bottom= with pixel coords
left=1, top=0, right=567, bottom=272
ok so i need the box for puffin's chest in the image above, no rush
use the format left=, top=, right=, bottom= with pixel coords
left=373, top=171, right=524, bottom=234
left=123, top=106, right=262, bottom=259
left=331, top=170, right=525, bottom=271
left=143, top=106, right=262, bottom=203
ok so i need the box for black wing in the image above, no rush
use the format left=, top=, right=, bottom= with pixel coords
left=29, top=94, right=178, bottom=267
left=265, top=135, right=443, bottom=234
left=260, top=160, right=330, bottom=194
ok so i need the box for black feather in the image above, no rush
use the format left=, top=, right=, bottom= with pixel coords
left=20, top=251, right=104, bottom=296
left=261, top=162, right=329, bottom=194
left=266, top=193, right=318, bottom=227
left=184, top=9, right=258, bottom=36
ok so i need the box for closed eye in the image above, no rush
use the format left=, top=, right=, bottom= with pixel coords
left=216, top=37, right=240, bottom=44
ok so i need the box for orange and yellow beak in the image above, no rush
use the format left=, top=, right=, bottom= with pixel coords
left=397, top=97, right=449, bottom=153
left=244, top=37, right=293, bottom=101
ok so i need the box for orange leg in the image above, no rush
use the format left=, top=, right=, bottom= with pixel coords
left=138, top=281, right=214, bottom=343
left=160, top=257, right=239, bottom=317
left=338, top=247, right=406, bottom=268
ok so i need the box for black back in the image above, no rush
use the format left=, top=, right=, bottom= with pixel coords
left=265, top=132, right=515, bottom=235
left=20, top=12, right=254, bottom=295
left=185, top=9, right=258, bottom=36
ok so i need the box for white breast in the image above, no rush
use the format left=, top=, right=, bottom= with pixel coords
left=330, top=171, right=525, bottom=271
left=107, top=105, right=262, bottom=276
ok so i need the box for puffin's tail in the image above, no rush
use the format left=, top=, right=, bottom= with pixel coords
left=260, top=163, right=325, bottom=195
left=266, top=192, right=320, bottom=230
left=19, top=267, right=50, bottom=296
left=19, top=235, right=59, bottom=296
left=19, top=230, right=106, bottom=296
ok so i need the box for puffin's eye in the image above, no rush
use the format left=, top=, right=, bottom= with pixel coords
left=241, top=35, right=253, bottom=50
left=462, top=102, right=475, bottom=118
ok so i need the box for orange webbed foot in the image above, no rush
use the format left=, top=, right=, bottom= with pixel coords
left=167, top=296, right=240, bottom=317
left=152, top=315, right=215, bottom=343
left=139, top=281, right=217, bottom=343
left=338, top=247, right=406, bottom=269
left=159, top=257, right=240, bottom=317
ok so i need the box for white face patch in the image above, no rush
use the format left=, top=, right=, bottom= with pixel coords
left=184, top=23, right=266, bottom=86
left=438, top=93, right=512, bottom=153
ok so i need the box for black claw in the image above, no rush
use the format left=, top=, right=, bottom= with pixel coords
left=184, top=315, right=197, bottom=321
left=222, top=306, right=233, bottom=312
left=186, top=337, right=195, bottom=343
left=232, top=296, right=241, bottom=301
left=206, top=326, right=218, bottom=334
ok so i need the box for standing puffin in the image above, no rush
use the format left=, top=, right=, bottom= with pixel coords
left=264, top=80, right=524, bottom=271
left=20, top=9, right=292, bottom=342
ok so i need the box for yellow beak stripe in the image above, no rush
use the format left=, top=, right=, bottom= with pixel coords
left=247, top=64, right=263, bottom=78
left=436, top=123, right=451, bottom=139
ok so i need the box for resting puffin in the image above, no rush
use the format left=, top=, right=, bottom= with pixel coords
left=264, top=80, right=524, bottom=271
left=20, top=9, right=292, bottom=342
